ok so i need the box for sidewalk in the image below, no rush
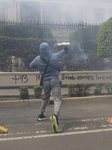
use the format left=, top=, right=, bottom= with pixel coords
left=0, top=94, right=112, bottom=107
left=0, top=87, right=112, bottom=107
left=0, top=86, right=108, bottom=97
left=0, top=88, right=69, bottom=100
left=0, top=88, right=68, bottom=96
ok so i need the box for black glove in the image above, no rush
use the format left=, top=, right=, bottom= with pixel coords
left=64, top=46, right=69, bottom=53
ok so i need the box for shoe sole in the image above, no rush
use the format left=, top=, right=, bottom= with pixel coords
left=37, top=118, right=47, bottom=121
left=50, top=116, right=58, bottom=133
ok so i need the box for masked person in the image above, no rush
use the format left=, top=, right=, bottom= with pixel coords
left=29, top=42, right=69, bottom=132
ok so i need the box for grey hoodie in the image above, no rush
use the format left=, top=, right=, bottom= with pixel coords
left=29, top=42, right=68, bottom=80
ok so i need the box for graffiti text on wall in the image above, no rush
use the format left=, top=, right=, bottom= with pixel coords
left=61, top=74, right=94, bottom=80
left=11, top=73, right=112, bottom=84
left=96, top=74, right=112, bottom=80
left=12, top=75, right=28, bottom=84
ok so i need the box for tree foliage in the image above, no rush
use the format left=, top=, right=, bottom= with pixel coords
left=0, top=23, right=53, bottom=71
left=97, top=17, right=112, bottom=57
left=0, top=36, right=55, bottom=71
left=69, top=25, right=100, bottom=53
left=0, top=24, right=53, bottom=39
left=68, top=25, right=105, bottom=71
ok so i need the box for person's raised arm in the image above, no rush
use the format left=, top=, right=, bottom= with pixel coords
left=29, top=57, right=38, bottom=69
left=55, top=46, right=69, bottom=59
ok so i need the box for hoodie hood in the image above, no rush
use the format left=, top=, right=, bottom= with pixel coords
left=39, top=42, right=51, bottom=59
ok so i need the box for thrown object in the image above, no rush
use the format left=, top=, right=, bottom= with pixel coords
left=57, top=42, right=70, bottom=46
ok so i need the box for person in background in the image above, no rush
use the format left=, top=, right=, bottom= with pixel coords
left=29, top=42, right=69, bottom=132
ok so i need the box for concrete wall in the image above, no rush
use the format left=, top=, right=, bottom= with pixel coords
left=0, top=71, right=112, bottom=88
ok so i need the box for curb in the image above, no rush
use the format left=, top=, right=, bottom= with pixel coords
left=0, top=95, right=112, bottom=107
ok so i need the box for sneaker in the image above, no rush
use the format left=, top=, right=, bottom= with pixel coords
left=50, top=115, right=59, bottom=133
left=38, top=114, right=47, bottom=121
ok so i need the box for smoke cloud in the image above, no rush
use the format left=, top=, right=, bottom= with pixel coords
left=1, top=0, right=112, bottom=24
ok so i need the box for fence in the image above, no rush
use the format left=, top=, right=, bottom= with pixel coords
left=0, top=20, right=99, bottom=41
left=0, top=20, right=109, bottom=72
left=42, top=22, right=84, bottom=41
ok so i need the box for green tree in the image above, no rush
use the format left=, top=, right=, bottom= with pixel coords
left=0, top=37, right=55, bottom=71
left=97, top=17, right=112, bottom=57
left=0, top=23, right=53, bottom=71
left=0, top=24, right=53, bottom=39
left=68, top=25, right=105, bottom=71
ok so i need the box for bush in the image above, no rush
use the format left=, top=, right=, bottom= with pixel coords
left=94, top=88, right=99, bottom=95
left=75, top=83, right=83, bottom=97
left=104, top=83, right=112, bottom=94
left=94, top=83, right=103, bottom=95
left=33, top=86, right=42, bottom=98
left=19, top=86, right=29, bottom=99
left=67, top=83, right=90, bottom=97
left=67, top=83, right=76, bottom=97
left=81, top=83, right=90, bottom=96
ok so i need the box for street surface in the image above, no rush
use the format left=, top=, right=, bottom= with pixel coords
left=0, top=100, right=112, bottom=150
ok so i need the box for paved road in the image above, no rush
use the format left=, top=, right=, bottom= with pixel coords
left=0, top=100, right=112, bottom=150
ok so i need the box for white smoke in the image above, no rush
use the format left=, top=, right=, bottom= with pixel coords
left=1, top=0, right=112, bottom=24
